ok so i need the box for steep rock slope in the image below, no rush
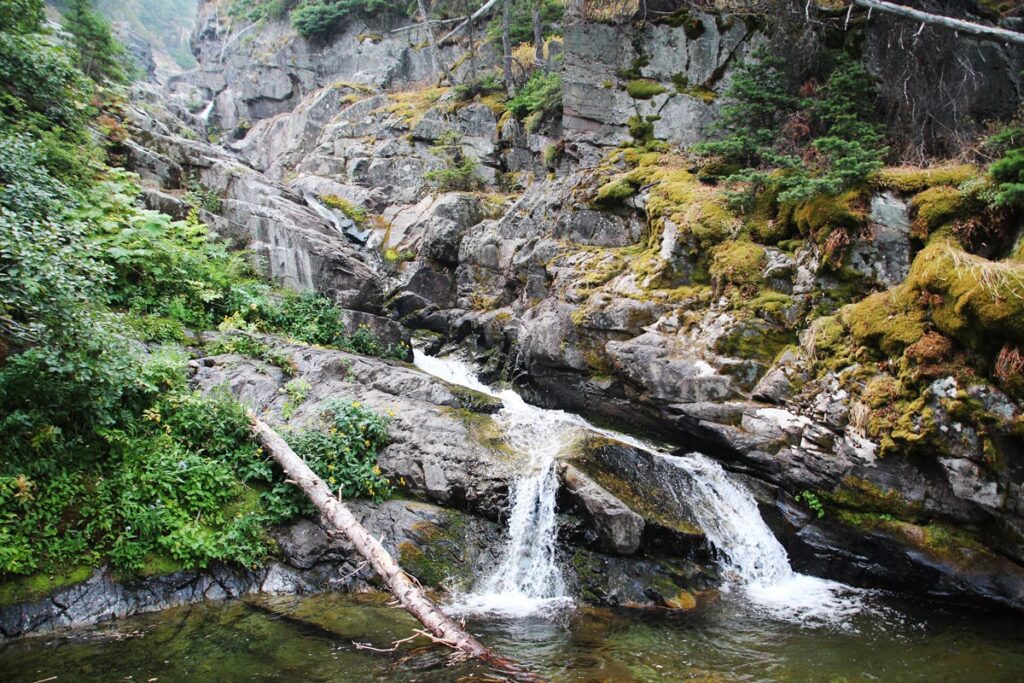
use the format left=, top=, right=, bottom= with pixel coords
left=118, top=0, right=1024, bottom=613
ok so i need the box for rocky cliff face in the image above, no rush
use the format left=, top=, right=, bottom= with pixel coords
left=29, top=0, right=1021, bottom=629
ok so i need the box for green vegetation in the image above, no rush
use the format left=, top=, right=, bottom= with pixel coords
left=625, top=79, right=666, bottom=100
left=507, top=70, right=562, bottom=122
left=291, top=0, right=391, bottom=39
left=697, top=49, right=886, bottom=212
left=485, top=0, right=563, bottom=44
left=63, top=0, right=132, bottom=84
left=988, top=127, right=1024, bottom=208
left=320, top=193, right=368, bottom=226
left=0, top=5, right=399, bottom=590
left=795, top=490, right=825, bottom=519
left=424, top=131, right=483, bottom=192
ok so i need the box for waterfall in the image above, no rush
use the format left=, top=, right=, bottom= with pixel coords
left=413, top=351, right=866, bottom=624
left=413, top=351, right=584, bottom=616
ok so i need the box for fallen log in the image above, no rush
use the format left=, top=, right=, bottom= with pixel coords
left=249, top=414, right=542, bottom=681
left=852, top=0, right=1024, bottom=47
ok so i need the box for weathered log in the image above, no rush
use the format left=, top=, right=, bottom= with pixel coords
left=249, top=414, right=542, bottom=681
left=440, top=0, right=500, bottom=43
left=852, top=0, right=1024, bottom=47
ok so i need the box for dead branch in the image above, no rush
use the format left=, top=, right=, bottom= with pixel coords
left=853, top=0, right=1024, bottom=47
left=249, top=413, right=544, bottom=681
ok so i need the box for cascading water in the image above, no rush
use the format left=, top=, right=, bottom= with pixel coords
left=413, top=350, right=584, bottom=616
left=414, top=350, right=867, bottom=624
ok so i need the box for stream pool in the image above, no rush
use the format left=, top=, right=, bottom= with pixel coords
left=2, top=590, right=1023, bottom=682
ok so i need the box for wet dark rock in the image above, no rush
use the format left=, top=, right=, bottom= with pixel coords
left=560, top=464, right=645, bottom=555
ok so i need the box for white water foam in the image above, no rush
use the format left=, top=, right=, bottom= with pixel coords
left=414, top=350, right=581, bottom=617
left=657, top=452, right=868, bottom=626
left=413, top=350, right=868, bottom=626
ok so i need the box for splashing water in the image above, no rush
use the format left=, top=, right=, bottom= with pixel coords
left=657, top=452, right=868, bottom=626
left=413, top=350, right=868, bottom=625
left=414, top=350, right=582, bottom=616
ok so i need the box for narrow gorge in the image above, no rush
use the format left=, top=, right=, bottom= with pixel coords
left=2, top=0, right=1024, bottom=680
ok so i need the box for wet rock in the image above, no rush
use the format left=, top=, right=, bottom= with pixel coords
left=561, top=464, right=645, bottom=555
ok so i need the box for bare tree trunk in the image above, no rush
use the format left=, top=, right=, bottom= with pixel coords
left=532, top=2, right=544, bottom=68
left=502, top=0, right=514, bottom=95
left=417, top=0, right=457, bottom=86
left=249, top=415, right=540, bottom=679
left=465, top=0, right=477, bottom=82
left=852, top=0, right=1024, bottom=47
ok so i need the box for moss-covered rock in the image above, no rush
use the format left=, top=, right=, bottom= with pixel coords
left=593, top=177, right=637, bottom=207
left=874, top=164, right=977, bottom=193
left=905, top=240, right=1024, bottom=352
left=625, top=79, right=667, bottom=99
left=910, top=185, right=966, bottom=237
left=789, top=190, right=867, bottom=241
left=840, top=288, right=926, bottom=356
left=709, top=240, right=766, bottom=293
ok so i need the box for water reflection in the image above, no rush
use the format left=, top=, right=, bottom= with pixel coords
left=3, top=592, right=1023, bottom=682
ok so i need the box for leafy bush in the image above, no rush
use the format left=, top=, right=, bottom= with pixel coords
left=507, top=70, right=562, bottom=120
left=262, top=400, right=392, bottom=521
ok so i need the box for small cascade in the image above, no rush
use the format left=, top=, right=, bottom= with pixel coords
left=414, top=350, right=866, bottom=624
left=413, top=351, right=584, bottom=616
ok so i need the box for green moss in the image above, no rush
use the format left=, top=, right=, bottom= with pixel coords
left=443, top=407, right=515, bottom=459
left=396, top=511, right=474, bottom=589
left=627, top=115, right=658, bottom=144
left=905, top=240, right=1024, bottom=351
left=746, top=291, right=794, bottom=314
left=874, top=164, right=978, bottom=193
left=910, top=185, right=964, bottom=237
left=0, top=565, right=93, bottom=606
left=716, top=323, right=796, bottom=364
left=320, top=194, right=368, bottom=227
left=625, top=79, right=667, bottom=100
left=788, top=190, right=867, bottom=240
left=709, top=240, right=766, bottom=292
left=593, top=177, right=637, bottom=207
left=824, top=475, right=923, bottom=519
left=840, top=288, right=927, bottom=356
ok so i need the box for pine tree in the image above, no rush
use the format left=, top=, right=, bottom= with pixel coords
left=62, top=0, right=130, bottom=84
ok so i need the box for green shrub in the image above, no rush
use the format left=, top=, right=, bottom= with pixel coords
left=291, top=0, right=390, bottom=39
left=263, top=399, right=392, bottom=521
left=697, top=49, right=885, bottom=211
left=507, top=70, right=562, bottom=120
left=424, top=131, right=483, bottom=192
left=62, top=0, right=132, bottom=84
left=990, top=147, right=1024, bottom=208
